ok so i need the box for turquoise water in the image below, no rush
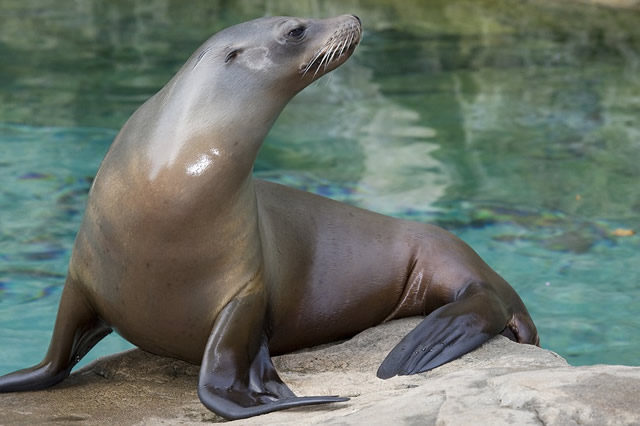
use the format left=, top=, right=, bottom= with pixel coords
left=1, top=1, right=639, bottom=375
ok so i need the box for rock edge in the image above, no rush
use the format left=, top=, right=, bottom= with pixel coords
left=1, top=318, right=638, bottom=425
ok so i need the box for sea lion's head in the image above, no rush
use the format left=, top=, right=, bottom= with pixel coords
left=131, top=16, right=361, bottom=182
left=190, top=15, right=362, bottom=101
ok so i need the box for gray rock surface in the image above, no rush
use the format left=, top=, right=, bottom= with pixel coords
left=1, top=317, right=638, bottom=425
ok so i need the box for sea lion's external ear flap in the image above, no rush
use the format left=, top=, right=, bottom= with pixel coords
left=225, top=49, right=242, bottom=63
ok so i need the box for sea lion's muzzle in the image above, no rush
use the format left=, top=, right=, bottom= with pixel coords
left=300, top=15, right=362, bottom=78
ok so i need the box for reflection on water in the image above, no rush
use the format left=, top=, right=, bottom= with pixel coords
left=0, top=0, right=639, bottom=374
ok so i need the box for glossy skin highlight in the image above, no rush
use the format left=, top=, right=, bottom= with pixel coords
left=0, top=15, right=538, bottom=420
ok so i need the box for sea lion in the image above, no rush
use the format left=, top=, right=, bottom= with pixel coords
left=0, top=15, right=539, bottom=420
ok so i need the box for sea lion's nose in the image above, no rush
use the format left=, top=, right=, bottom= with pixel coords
left=351, top=15, right=361, bottom=25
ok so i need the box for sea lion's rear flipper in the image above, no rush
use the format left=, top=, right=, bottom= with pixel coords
left=198, top=283, right=348, bottom=420
left=0, top=278, right=112, bottom=392
left=377, top=281, right=537, bottom=379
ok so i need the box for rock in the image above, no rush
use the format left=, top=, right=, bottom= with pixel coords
left=1, top=317, right=638, bottom=425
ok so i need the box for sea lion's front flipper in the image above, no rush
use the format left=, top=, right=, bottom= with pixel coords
left=198, top=282, right=348, bottom=420
left=0, top=277, right=112, bottom=392
left=377, top=282, right=525, bottom=379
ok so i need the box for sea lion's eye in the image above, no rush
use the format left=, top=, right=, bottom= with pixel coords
left=287, top=27, right=305, bottom=38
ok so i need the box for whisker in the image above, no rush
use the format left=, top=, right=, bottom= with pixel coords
left=312, top=53, right=326, bottom=79
left=302, top=48, right=323, bottom=77
left=326, top=40, right=339, bottom=61
left=323, top=44, right=337, bottom=71
left=338, top=38, right=348, bottom=57
left=326, top=40, right=341, bottom=68
left=341, top=34, right=353, bottom=56
left=324, top=72, right=333, bottom=87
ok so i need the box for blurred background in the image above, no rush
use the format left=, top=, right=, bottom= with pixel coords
left=1, top=0, right=639, bottom=374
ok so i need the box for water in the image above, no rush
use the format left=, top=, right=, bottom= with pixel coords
left=1, top=0, right=639, bottom=375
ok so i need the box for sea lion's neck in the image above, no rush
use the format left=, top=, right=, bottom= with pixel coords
left=143, top=72, right=286, bottom=185
left=103, top=70, right=288, bottom=200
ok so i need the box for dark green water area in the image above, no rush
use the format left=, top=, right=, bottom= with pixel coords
left=1, top=0, right=639, bottom=374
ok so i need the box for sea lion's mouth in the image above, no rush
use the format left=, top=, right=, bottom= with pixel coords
left=300, top=20, right=362, bottom=78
